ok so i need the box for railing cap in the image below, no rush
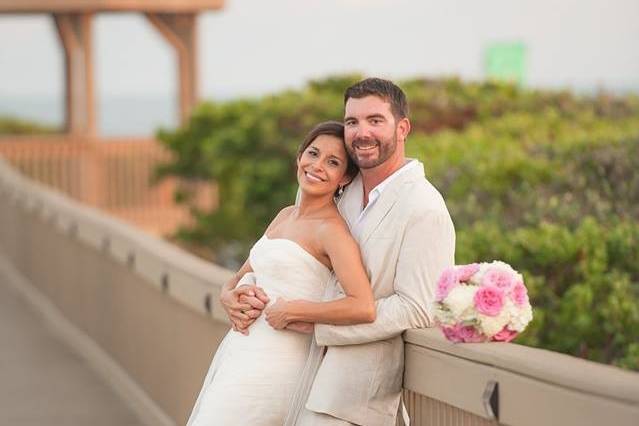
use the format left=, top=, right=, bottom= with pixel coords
left=404, top=328, right=639, bottom=406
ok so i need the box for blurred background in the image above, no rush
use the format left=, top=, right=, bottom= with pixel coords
left=1, top=0, right=638, bottom=135
left=0, top=1, right=637, bottom=419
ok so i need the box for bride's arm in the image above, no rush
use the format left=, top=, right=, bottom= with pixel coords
left=266, top=221, right=375, bottom=327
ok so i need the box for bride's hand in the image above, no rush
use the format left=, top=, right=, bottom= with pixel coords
left=265, top=297, right=291, bottom=330
left=220, top=284, right=269, bottom=335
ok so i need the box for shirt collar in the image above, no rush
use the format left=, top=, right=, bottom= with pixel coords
left=356, top=159, right=419, bottom=221
left=368, top=159, right=418, bottom=200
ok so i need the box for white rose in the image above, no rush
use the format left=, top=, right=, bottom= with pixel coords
left=509, top=304, right=533, bottom=332
left=478, top=310, right=510, bottom=337
left=443, top=285, right=478, bottom=319
left=504, top=299, right=518, bottom=317
left=490, top=260, right=516, bottom=274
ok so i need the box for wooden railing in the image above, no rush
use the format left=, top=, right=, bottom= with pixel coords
left=1, top=157, right=638, bottom=426
left=0, top=135, right=215, bottom=236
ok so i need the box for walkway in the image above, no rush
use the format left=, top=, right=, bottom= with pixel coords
left=0, top=257, right=145, bottom=426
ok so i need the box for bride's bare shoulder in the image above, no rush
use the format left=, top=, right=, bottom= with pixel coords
left=317, top=212, right=352, bottom=242
left=277, top=205, right=296, bottom=218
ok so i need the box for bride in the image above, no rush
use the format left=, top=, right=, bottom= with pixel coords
left=187, top=121, right=374, bottom=425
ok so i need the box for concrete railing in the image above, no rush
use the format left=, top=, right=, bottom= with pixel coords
left=0, top=156, right=230, bottom=425
left=402, top=330, right=639, bottom=425
left=0, top=157, right=637, bottom=426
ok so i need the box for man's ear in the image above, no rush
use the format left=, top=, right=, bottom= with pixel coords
left=396, top=117, right=411, bottom=143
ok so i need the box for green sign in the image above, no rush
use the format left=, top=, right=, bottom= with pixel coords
left=485, top=42, right=527, bottom=85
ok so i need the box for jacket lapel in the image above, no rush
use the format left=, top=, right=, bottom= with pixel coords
left=337, top=173, right=363, bottom=230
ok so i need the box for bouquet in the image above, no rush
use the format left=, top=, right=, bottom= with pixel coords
left=434, top=261, right=533, bottom=343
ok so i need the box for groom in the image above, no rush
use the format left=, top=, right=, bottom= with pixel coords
left=223, top=78, right=455, bottom=425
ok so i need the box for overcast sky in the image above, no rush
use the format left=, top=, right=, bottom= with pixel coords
left=1, top=0, right=638, bottom=99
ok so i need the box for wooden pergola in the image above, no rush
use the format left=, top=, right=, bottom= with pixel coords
left=0, top=0, right=224, bottom=135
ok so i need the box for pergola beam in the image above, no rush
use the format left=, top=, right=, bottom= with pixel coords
left=54, top=12, right=96, bottom=136
left=0, top=0, right=223, bottom=14
left=146, top=13, right=198, bottom=125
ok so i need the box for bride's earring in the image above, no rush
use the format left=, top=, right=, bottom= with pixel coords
left=337, top=185, right=344, bottom=197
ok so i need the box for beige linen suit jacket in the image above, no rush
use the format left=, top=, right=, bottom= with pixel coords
left=305, top=160, right=455, bottom=426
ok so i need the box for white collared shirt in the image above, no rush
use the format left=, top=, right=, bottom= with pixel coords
left=352, top=159, right=418, bottom=236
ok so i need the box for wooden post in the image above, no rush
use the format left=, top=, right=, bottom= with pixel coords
left=146, top=12, right=198, bottom=125
left=53, top=12, right=96, bottom=136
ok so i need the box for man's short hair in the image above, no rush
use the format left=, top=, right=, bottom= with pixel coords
left=344, top=77, right=409, bottom=120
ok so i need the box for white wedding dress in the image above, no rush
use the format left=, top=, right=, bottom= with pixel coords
left=187, top=235, right=332, bottom=426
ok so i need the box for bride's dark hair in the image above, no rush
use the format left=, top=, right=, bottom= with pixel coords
left=297, top=121, right=359, bottom=184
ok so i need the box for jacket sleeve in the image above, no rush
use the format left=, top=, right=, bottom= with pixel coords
left=314, top=209, right=455, bottom=346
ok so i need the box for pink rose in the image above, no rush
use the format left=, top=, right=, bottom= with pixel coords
left=436, top=267, right=459, bottom=301
left=492, top=326, right=518, bottom=342
left=458, top=325, right=486, bottom=343
left=482, top=268, right=515, bottom=291
left=441, top=325, right=463, bottom=343
left=511, top=281, right=529, bottom=306
left=474, top=286, right=505, bottom=316
left=457, top=263, right=480, bottom=282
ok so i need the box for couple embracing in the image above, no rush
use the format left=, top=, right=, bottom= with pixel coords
left=187, top=78, right=456, bottom=426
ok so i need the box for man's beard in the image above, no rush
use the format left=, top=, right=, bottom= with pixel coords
left=347, top=134, right=398, bottom=169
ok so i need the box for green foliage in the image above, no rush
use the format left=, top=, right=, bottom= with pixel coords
left=0, top=116, right=59, bottom=135
left=157, top=75, right=639, bottom=370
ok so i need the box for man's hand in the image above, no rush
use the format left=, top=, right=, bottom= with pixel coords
left=220, top=284, right=269, bottom=335
left=286, top=322, right=314, bottom=334
left=264, top=297, right=291, bottom=330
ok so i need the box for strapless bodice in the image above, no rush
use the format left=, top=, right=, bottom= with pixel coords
left=248, top=235, right=332, bottom=302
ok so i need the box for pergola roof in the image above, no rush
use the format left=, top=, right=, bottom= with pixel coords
left=0, top=0, right=223, bottom=13
left=3, top=0, right=220, bottom=135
